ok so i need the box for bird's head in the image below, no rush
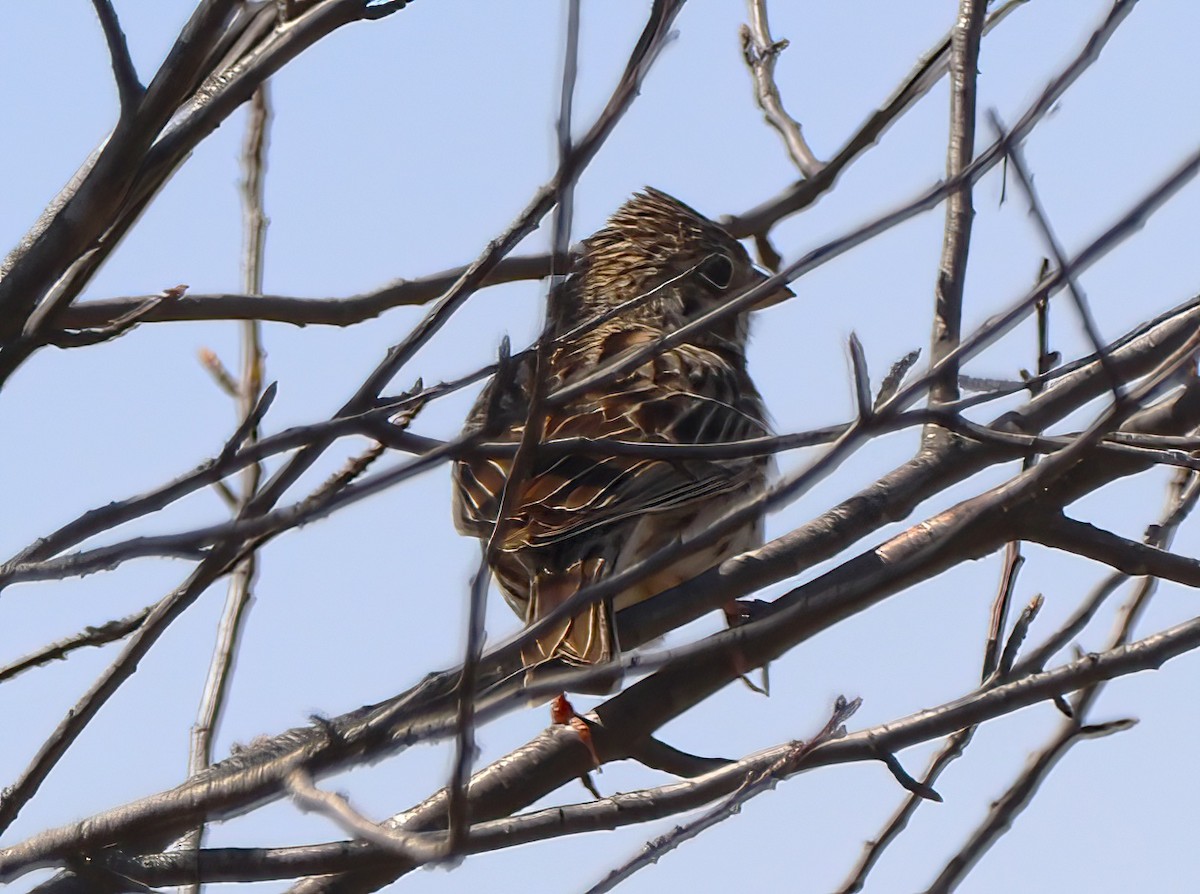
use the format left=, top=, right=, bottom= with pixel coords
left=564, top=187, right=791, bottom=351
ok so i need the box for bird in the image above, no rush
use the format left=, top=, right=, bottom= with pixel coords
left=452, top=187, right=788, bottom=692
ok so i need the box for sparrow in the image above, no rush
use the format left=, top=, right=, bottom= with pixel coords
left=452, top=187, right=787, bottom=691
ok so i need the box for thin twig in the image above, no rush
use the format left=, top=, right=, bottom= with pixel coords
left=239, top=0, right=685, bottom=547
left=1014, top=573, right=1123, bottom=675
left=198, top=347, right=239, bottom=397
left=740, top=0, right=824, bottom=177
left=447, top=0, right=583, bottom=852
left=848, top=333, right=872, bottom=420
left=726, top=0, right=1035, bottom=237
left=182, top=84, right=273, bottom=892
left=839, top=529, right=1022, bottom=894
left=37, top=1, right=1039, bottom=341
left=874, top=349, right=921, bottom=410
left=0, top=3, right=685, bottom=839
left=1032, top=259, right=1059, bottom=391
left=9, top=545, right=1200, bottom=888
left=927, top=0, right=986, bottom=423
left=989, top=110, right=1124, bottom=401
left=89, top=0, right=144, bottom=116
left=982, top=541, right=1025, bottom=680
left=42, top=293, right=167, bottom=347
left=0, top=606, right=151, bottom=685
left=308, top=442, right=389, bottom=504
left=584, top=697, right=860, bottom=894
left=286, top=770, right=448, bottom=863
left=925, top=467, right=1200, bottom=891
left=55, top=256, right=557, bottom=330
left=995, top=594, right=1044, bottom=679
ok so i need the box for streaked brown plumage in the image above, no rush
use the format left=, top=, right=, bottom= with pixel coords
left=452, top=188, right=785, bottom=690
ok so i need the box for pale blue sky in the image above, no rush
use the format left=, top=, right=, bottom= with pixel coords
left=3, top=2, right=1200, bottom=892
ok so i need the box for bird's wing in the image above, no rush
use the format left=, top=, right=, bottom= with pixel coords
left=453, top=332, right=770, bottom=556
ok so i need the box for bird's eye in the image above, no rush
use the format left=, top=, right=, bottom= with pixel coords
left=697, top=254, right=734, bottom=290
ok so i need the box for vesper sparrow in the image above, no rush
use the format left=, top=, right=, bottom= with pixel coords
left=453, top=188, right=787, bottom=690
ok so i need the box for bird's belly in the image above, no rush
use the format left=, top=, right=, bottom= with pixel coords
left=612, top=498, right=764, bottom=613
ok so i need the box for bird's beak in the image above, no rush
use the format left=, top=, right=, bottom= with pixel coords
left=750, top=268, right=794, bottom=310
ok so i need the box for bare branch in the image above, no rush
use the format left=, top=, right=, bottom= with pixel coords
left=54, top=256, right=556, bottom=330
left=0, top=0, right=243, bottom=345
left=239, top=0, right=686, bottom=543
left=8, top=596, right=1200, bottom=890
left=839, top=540, right=1025, bottom=893
left=0, top=0, right=418, bottom=382
left=725, top=0, right=1036, bottom=237
left=585, top=697, right=859, bottom=894
left=0, top=551, right=237, bottom=835
left=182, top=83, right=274, bottom=886
left=874, top=348, right=921, bottom=410
left=836, top=727, right=974, bottom=894
left=446, top=553, right=489, bottom=851
left=1025, top=512, right=1200, bottom=586
left=0, top=606, right=150, bottom=685
left=995, top=593, right=1044, bottom=680
left=739, top=0, right=824, bottom=177
left=287, top=769, right=448, bottom=863
left=41, top=290, right=172, bottom=347
left=928, top=468, right=1200, bottom=889
left=89, top=0, right=144, bottom=115
left=926, top=0, right=986, bottom=421
left=982, top=542, right=1025, bottom=680
left=921, top=715, right=1132, bottom=894
left=848, top=332, right=872, bottom=420
left=989, top=109, right=1124, bottom=401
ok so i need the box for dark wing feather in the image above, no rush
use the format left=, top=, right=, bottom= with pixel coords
left=452, top=331, right=769, bottom=560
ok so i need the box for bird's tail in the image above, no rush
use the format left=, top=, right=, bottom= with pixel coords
left=524, top=558, right=621, bottom=695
